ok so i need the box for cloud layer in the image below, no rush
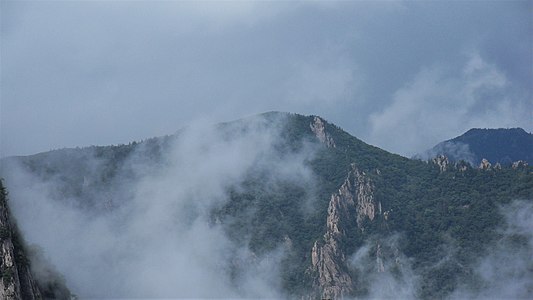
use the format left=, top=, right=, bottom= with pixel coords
left=1, top=1, right=531, bottom=157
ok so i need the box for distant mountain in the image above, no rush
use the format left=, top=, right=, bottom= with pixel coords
left=1, top=112, right=532, bottom=299
left=416, top=128, right=533, bottom=166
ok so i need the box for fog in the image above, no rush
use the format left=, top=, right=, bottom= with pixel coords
left=1, top=114, right=531, bottom=298
left=349, top=235, right=419, bottom=299
left=449, top=200, right=533, bottom=299
left=347, top=200, right=533, bottom=299
left=415, top=141, right=476, bottom=165
left=2, top=115, right=318, bottom=298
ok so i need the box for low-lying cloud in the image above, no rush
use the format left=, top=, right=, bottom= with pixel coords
left=450, top=200, right=533, bottom=299
left=1, top=114, right=531, bottom=298
left=348, top=200, right=533, bottom=299
left=349, top=235, right=419, bottom=299
left=2, top=115, right=318, bottom=298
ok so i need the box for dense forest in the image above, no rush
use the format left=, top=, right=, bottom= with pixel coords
left=1, top=112, right=531, bottom=299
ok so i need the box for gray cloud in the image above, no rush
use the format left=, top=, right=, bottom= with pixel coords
left=368, top=52, right=531, bottom=156
left=1, top=1, right=531, bottom=157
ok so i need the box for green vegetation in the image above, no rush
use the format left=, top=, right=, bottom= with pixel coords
left=2, top=113, right=531, bottom=298
left=210, top=114, right=533, bottom=298
left=1, top=266, right=14, bottom=286
left=0, top=226, right=10, bottom=240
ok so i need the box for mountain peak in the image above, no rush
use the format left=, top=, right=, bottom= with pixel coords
left=463, top=127, right=528, bottom=136
left=417, top=127, right=532, bottom=165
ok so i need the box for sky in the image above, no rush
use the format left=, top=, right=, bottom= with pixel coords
left=1, top=0, right=532, bottom=158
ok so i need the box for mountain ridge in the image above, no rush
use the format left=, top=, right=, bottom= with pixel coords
left=417, top=127, right=533, bottom=166
left=0, top=112, right=531, bottom=299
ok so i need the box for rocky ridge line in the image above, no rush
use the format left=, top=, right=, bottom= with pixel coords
left=309, top=164, right=380, bottom=299
left=430, top=155, right=528, bottom=172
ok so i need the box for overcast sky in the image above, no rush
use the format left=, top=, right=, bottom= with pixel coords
left=1, top=1, right=531, bottom=158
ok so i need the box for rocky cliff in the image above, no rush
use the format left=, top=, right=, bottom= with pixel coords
left=432, top=155, right=450, bottom=172
left=0, top=181, right=71, bottom=300
left=309, top=164, right=380, bottom=299
left=310, top=116, right=336, bottom=148
left=0, top=181, right=43, bottom=300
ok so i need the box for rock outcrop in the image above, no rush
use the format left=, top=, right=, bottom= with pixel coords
left=0, top=181, right=71, bottom=300
left=512, top=160, right=529, bottom=169
left=0, top=182, right=42, bottom=300
left=310, top=116, right=336, bottom=148
left=310, top=164, right=379, bottom=299
left=479, top=158, right=492, bottom=170
left=432, top=155, right=449, bottom=172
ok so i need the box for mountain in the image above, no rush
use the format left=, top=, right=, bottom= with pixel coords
left=1, top=112, right=532, bottom=299
left=417, top=128, right=533, bottom=166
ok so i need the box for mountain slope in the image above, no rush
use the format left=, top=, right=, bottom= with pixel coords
left=417, top=128, right=533, bottom=166
left=1, top=112, right=532, bottom=299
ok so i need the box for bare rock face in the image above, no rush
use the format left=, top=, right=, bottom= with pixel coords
left=432, top=155, right=449, bottom=172
left=310, top=116, right=336, bottom=148
left=0, top=183, right=42, bottom=300
left=352, top=170, right=377, bottom=230
left=310, top=240, right=352, bottom=299
left=310, top=164, right=379, bottom=299
left=0, top=238, right=19, bottom=299
left=479, top=158, right=492, bottom=170
left=512, top=160, right=529, bottom=169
